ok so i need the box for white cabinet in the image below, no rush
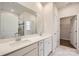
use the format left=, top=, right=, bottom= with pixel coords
left=6, top=43, right=38, bottom=56
left=5, top=36, right=52, bottom=56
left=38, top=40, right=44, bottom=56
left=44, top=37, right=52, bottom=56
left=24, top=48, right=38, bottom=56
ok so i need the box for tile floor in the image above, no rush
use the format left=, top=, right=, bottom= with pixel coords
left=50, top=45, right=79, bottom=56
left=60, top=39, right=75, bottom=48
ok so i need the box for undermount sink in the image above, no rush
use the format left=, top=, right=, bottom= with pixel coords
left=10, top=39, right=31, bottom=47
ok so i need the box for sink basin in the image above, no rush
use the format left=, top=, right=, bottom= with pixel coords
left=10, top=40, right=31, bottom=47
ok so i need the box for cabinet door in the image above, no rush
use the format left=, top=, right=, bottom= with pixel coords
left=24, top=48, right=38, bottom=56
left=7, top=43, right=38, bottom=56
left=53, top=33, right=58, bottom=52
left=38, top=40, right=44, bottom=56
left=44, top=37, right=52, bottom=56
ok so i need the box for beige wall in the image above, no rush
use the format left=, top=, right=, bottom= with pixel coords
left=53, top=4, right=60, bottom=40
left=43, top=3, right=53, bottom=34
left=59, top=3, right=79, bottom=18
left=52, top=4, right=60, bottom=52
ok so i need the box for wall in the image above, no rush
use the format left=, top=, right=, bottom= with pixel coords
left=41, top=3, right=60, bottom=52
left=52, top=4, right=60, bottom=52
left=43, top=3, right=53, bottom=34
left=53, top=4, right=60, bottom=41
left=59, top=3, right=79, bottom=18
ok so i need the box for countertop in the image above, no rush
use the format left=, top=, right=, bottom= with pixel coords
left=0, top=34, right=52, bottom=56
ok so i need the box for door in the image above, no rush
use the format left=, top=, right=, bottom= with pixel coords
left=77, top=14, right=79, bottom=49
left=70, top=16, right=77, bottom=48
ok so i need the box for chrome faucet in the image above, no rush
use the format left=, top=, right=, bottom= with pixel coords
left=15, top=33, right=21, bottom=41
left=39, top=32, right=43, bottom=36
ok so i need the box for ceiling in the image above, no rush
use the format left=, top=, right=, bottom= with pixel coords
left=0, top=2, right=36, bottom=16
left=54, top=2, right=79, bottom=9
left=41, top=2, right=79, bottom=9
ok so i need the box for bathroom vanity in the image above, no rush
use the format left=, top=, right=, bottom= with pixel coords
left=0, top=2, right=52, bottom=56
left=0, top=34, right=52, bottom=56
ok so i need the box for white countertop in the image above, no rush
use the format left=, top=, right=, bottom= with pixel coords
left=0, top=34, right=52, bottom=56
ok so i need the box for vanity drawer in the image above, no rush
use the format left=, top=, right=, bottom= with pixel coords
left=7, top=43, right=38, bottom=56
left=24, top=48, right=38, bottom=56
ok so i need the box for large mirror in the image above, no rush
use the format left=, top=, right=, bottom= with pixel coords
left=18, top=12, right=37, bottom=36
left=0, top=2, right=37, bottom=39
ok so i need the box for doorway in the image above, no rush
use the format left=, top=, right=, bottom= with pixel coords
left=60, top=15, right=77, bottom=49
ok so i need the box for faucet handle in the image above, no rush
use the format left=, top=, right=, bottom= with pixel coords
left=15, top=33, right=21, bottom=41
left=15, top=33, right=18, bottom=37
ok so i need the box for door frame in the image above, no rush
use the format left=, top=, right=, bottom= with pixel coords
left=77, top=14, right=79, bottom=49
left=60, top=15, right=78, bottom=49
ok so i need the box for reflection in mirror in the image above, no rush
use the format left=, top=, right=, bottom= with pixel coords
left=19, top=12, right=37, bottom=36
left=0, top=2, right=37, bottom=39
left=0, top=12, right=18, bottom=39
